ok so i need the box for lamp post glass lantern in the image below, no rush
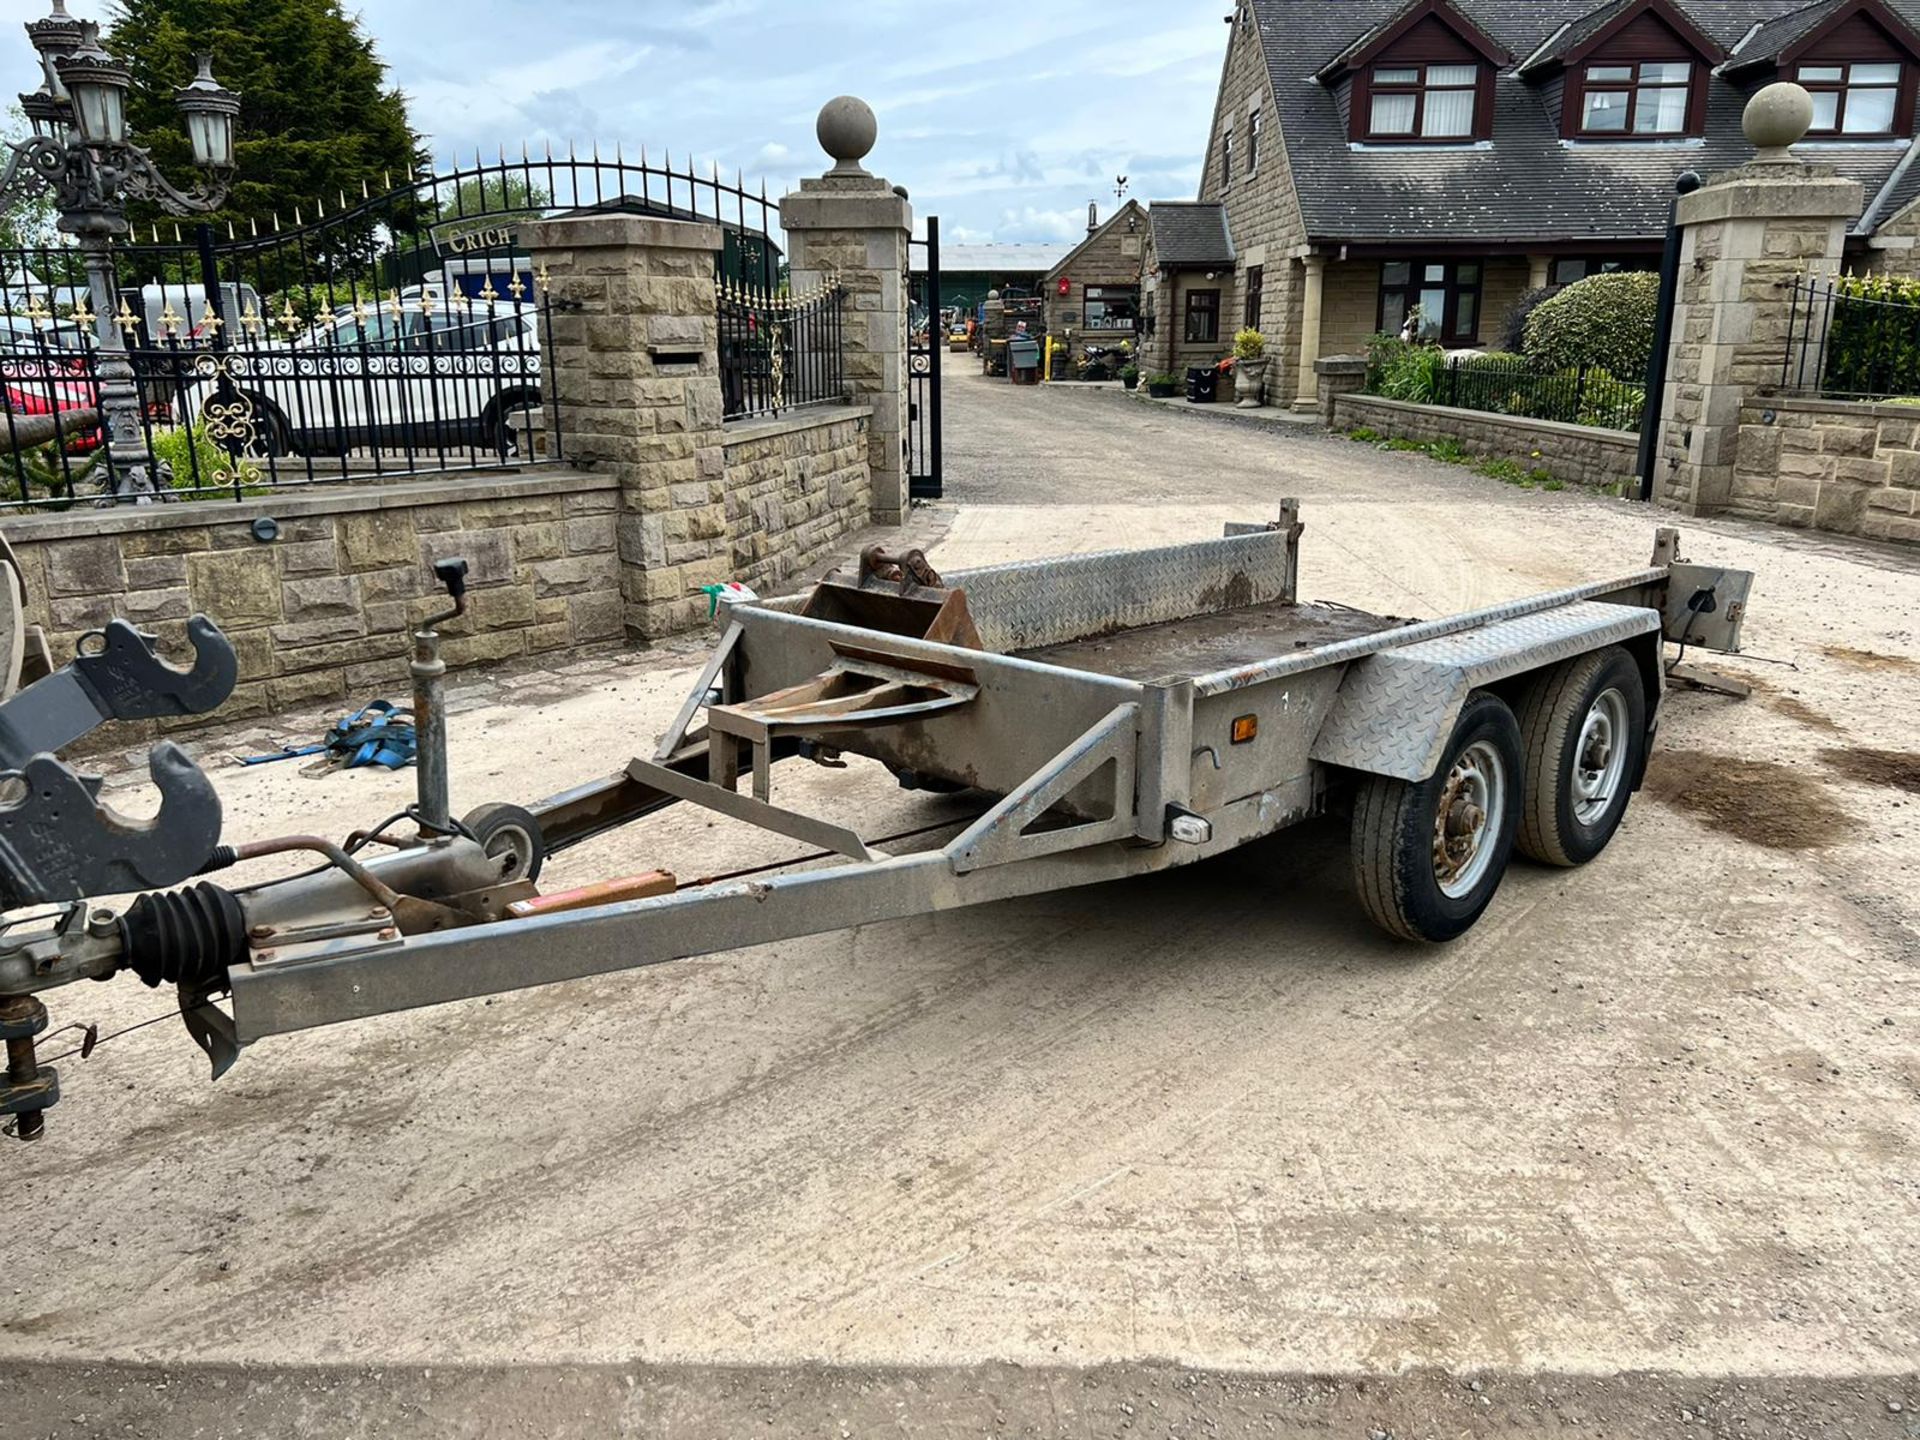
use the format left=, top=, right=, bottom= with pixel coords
left=1, top=2, right=238, bottom=504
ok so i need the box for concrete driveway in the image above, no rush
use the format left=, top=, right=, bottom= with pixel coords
left=3, top=370, right=1918, bottom=1437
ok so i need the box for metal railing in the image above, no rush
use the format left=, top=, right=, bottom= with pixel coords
left=2, top=149, right=785, bottom=505
left=718, top=275, right=846, bottom=421
left=1438, top=353, right=1644, bottom=433
left=1782, top=274, right=1920, bottom=400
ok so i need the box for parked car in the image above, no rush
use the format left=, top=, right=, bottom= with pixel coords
left=204, top=301, right=542, bottom=458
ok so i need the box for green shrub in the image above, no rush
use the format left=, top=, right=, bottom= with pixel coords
left=150, top=422, right=236, bottom=495
left=1884, top=394, right=1920, bottom=407
left=1824, top=273, right=1920, bottom=397
left=1233, top=327, right=1265, bottom=360
left=1365, top=335, right=1446, bottom=402
left=1523, top=271, right=1659, bottom=378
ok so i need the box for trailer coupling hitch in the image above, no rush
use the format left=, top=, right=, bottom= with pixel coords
left=0, top=616, right=237, bottom=911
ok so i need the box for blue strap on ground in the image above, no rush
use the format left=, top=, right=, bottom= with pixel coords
left=242, top=699, right=418, bottom=770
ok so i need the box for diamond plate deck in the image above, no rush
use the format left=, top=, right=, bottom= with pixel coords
left=943, top=531, right=1294, bottom=654
left=1308, top=600, right=1662, bottom=781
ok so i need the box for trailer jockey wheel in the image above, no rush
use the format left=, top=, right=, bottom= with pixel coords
left=461, top=802, right=547, bottom=885
left=1350, top=691, right=1524, bottom=943
left=1513, top=646, right=1648, bottom=868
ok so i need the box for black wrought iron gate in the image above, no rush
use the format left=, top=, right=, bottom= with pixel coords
left=906, top=216, right=942, bottom=499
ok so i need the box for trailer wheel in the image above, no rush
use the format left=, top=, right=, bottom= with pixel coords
left=1514, top=646, right=1647, bottom=867
left=1351, top=691, right=1523, bottom=943
left=462, top=801, right=546, bottom=884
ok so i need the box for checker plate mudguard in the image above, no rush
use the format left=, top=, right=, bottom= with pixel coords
left=1309, top=600, right=1662, bottom=782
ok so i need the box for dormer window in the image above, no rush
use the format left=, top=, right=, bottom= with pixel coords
left=1368, top=62, right=1479, bottom=140
left=1577, top=59, right=1693, bottom=136
left=1797, top=61, right=1902, bottom=134
left=1316, top=0, right=1508, bottom=145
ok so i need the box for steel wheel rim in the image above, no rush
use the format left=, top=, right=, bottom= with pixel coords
left=1572, top=687, right=1629, bottom=827
left=1433, top=738, right=1506, bottom=899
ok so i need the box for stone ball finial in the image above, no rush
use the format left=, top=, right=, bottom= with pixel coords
left=817, top=95, right=877, bottom=175
left=1744, top=81, right=1814, bottom=160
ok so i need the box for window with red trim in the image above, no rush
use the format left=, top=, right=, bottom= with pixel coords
left=1366, top=62, right=1480, bottom=140
left=1797, top=61, right=1903, bottom=134
left=1576, top=59, right=1693, bottom=135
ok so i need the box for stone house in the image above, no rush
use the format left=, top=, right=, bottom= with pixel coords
left=1042, top=201, right=1149, bottom=361
left=1148, top=0, right=1920, bottom=408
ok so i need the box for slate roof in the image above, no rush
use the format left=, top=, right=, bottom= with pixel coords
left=1250, top=0, right=1920, bottom=243
left=1724, top=0, right=1853, bottom=69
left=1516, top=0, right=1640, bottom=73
left=1148, top=201, right=1236, bottom=266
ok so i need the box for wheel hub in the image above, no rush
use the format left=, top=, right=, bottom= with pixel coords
left=1431, top=740, right=1505, bottom=899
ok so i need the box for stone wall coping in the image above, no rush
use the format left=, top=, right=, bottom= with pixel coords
left=519, top=213, right=722, bottom=253
left=721, top=403, right=874, bottom=448
left=2, top=466, right=615, bottom=542
left=1314, top=354, right=1368, bottom=375
left=1676, top=169, right=1862, bottom=225
left=1337, top=393, right=1638, bottom=447
left=1746, top=394, right=1920, bottom=423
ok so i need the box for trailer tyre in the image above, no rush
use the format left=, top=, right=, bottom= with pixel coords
left=1514, top=646, right=1647, bottom=867
left=1351, top=691, right=1523, bottom=943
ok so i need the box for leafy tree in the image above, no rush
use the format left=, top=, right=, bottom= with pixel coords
left=108, top=0, right=425, bottom=284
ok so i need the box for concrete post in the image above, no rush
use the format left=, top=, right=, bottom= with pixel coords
left=780, top=97, right=912, bottom=526
left=1527, top=254, right=1551, bottom=291
left=1658, top=86, right=1860, bottom=516
left=519, top=213, right=730, bottom=641
left=1293, top=253, right=1327, bottom=411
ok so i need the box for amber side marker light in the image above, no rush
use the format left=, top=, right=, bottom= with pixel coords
left=1230, top=715, right=1258, bottom=745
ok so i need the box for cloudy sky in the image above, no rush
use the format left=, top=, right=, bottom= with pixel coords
left=6, top=0, right=1229, bottom=243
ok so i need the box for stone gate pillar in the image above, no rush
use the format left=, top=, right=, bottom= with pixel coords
left=780, top=97, right=912, bottom=525
left=1658, top=85, right=1860, bottom=516
left=519, top=213, right=729, bottom=641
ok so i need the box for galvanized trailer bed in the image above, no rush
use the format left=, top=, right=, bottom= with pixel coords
left=0, top=505, right=1754, bottom=1124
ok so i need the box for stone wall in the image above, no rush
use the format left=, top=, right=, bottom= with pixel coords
left=722, top=407, right=873, bottom=591
left=1202, top=4, right=1308, bottom=393
left=1331, top=393, right=1640, bottom=490
left=1727, top=396, right=1920, bottom=542
left=5, top=470, right=623, bottom=737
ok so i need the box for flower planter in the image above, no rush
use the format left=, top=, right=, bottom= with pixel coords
left=1121, top=374, right=1139, bottom=391
left=1146, top=381, right=1177, bottom=399
left=1235, top=357, right=1268, bottom=408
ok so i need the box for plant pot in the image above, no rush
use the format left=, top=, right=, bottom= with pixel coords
left=1122, top=374, right=1139, bottom=391
left=1235, top=357, right=1268, bottom=408
left=1146, top=381, right=1177, bottom=399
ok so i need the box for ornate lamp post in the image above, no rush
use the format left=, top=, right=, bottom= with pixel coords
left=2, top=1, right=238, bottom=502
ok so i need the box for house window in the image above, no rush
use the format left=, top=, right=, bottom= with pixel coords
left=1244, top=265, right=1264, bottom=329
left=1084, top=285, right=1139, bottom=329
left=1222, top=127, right=1234, bottom=187
left=1248, top=106, right=1262, bottom=173
left=1798, top=62, right=1902, bottom=135
left=1550, top=255, right=1658, bottom=286
left=1577, top=60, right=1692, bottom=136
left=1367, top=62, right=1479, bottom=140
left=1378, top=260, right=1481, bottom=343
left=1185, top=289, right=1220, bottom=344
